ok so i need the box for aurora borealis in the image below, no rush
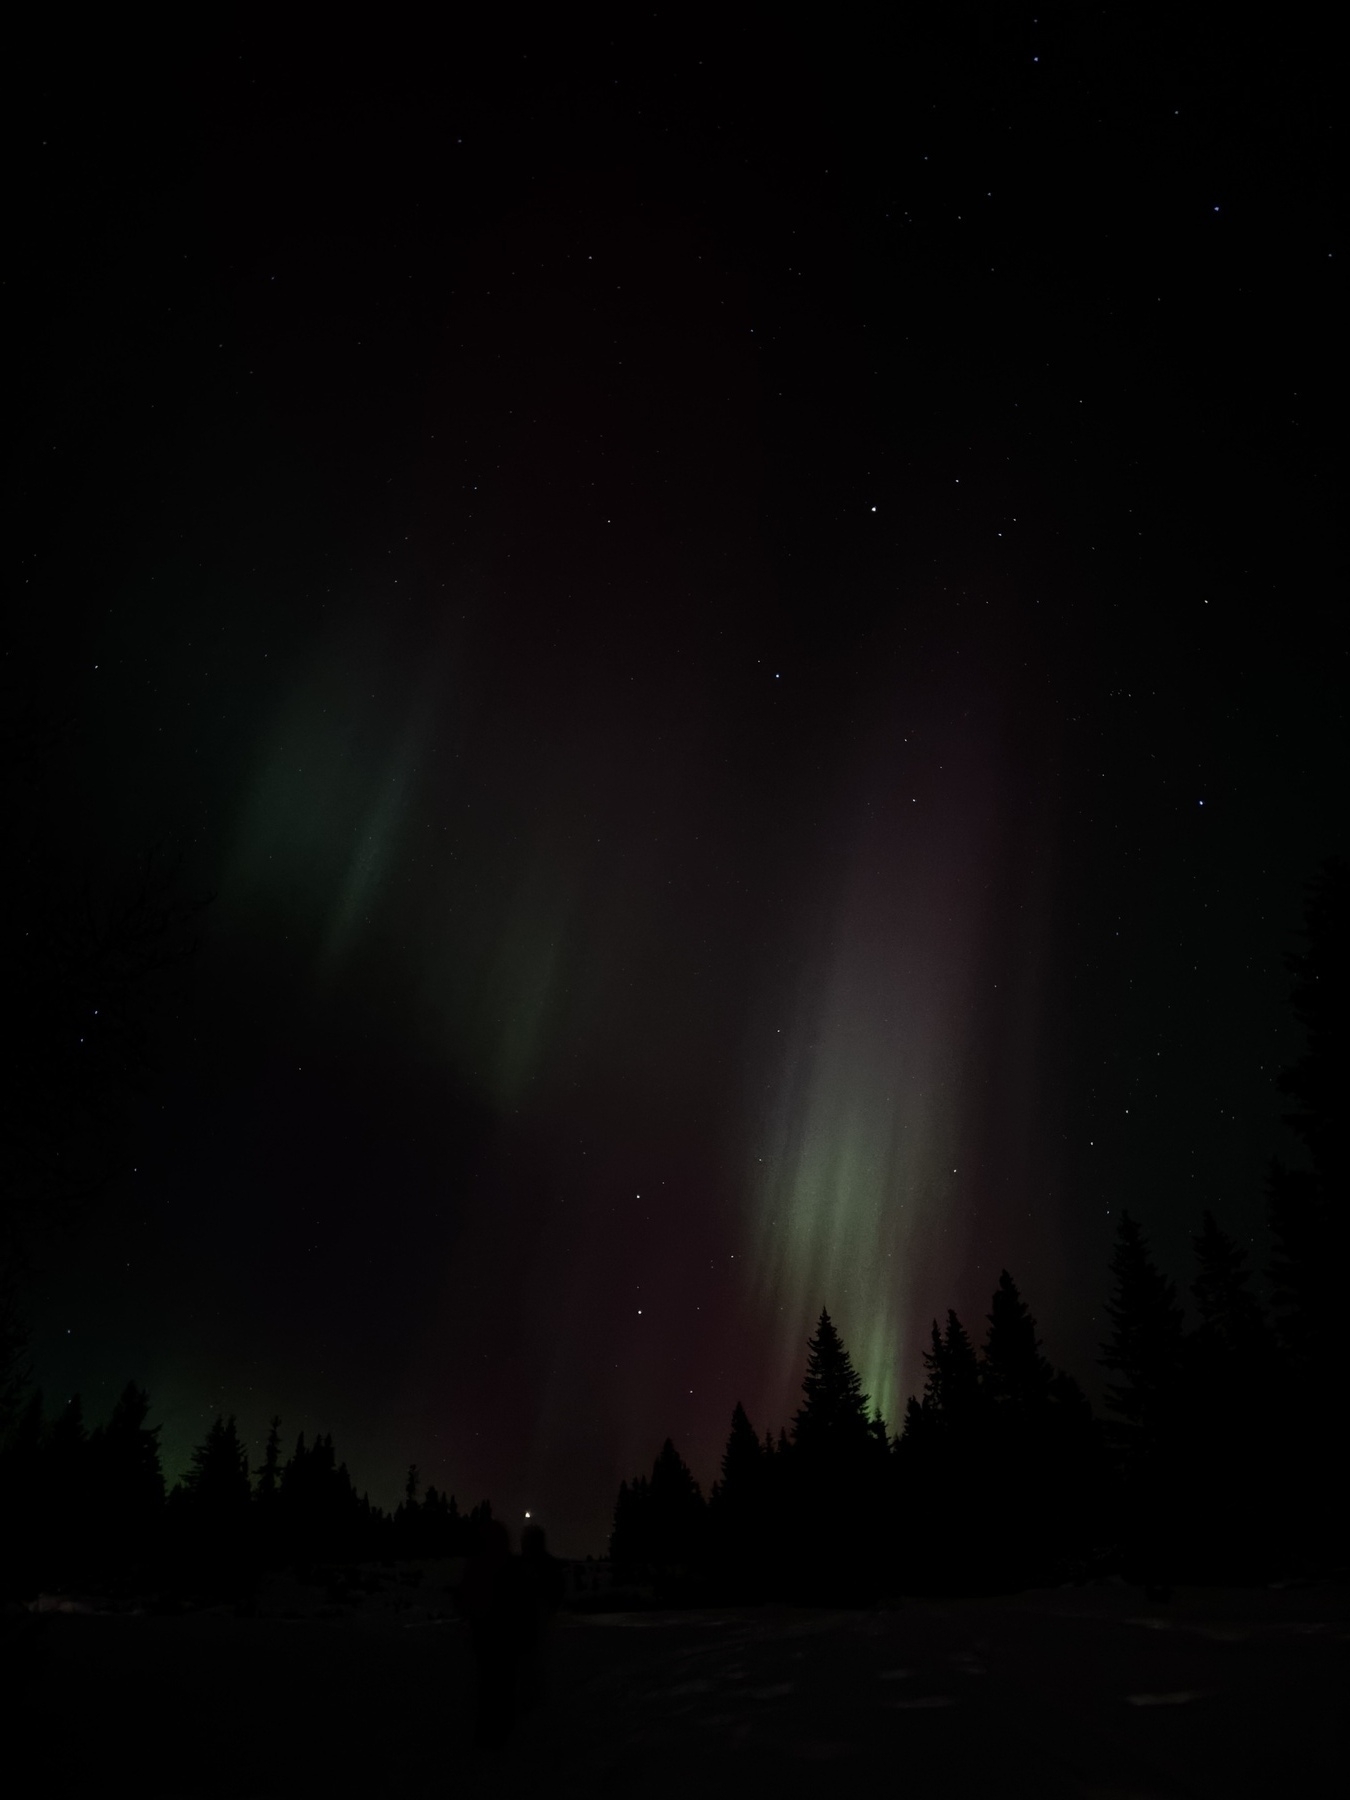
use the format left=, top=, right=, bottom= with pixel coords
left=12, top=18, right=1339, bottom=1554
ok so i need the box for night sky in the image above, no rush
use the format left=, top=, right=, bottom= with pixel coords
left=12, top=16, right=1340, bottom=1554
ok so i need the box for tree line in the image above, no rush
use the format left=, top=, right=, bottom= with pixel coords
left=0, top=1395, right=492, bottom=1600
left=2, top=861, right=1342, bottom=1604
left=612, top=862, right=1345, bottom=1602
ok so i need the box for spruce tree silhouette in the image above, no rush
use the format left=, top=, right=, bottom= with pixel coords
left=255, top=1416, right=282, bottom=1564
left=395, top=1462, right=423, bottom=1558
left=89, top=1381, right=164, bottom=1580
left=274, top=1429, right=364, bottom=1567
left=647, top=1439, right=706, bottom=1591
left=793, top=1309, right=871, bottom=1451
left=912, top=1312, right=987, bottom=1591
left=791, top=1310, right=880, bottom=1599
left=256, top=1416, right=282, bottom=1505
left=709, top=1402, right=768, bottom=1596
left=977, top=1272, right=1106, bottom=1586
left=1098, top=1213, right=1187, bottom=1590
left=922, top=1311, right=983, bottom=1429
left=982, top=1272, right=1055, bottom=1411
left=978, top=1274, right=1054, bottom=1585
left=610, top=1441, right=705, bottom=1595
left=174, top=1415, right=251, bottom=1592
left=718, top=1400, right=763, bottom=1494
left=180, top=1415, right=250, bottom=1508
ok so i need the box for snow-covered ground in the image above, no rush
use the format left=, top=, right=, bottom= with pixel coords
left=14, top=1574, right=1347, bottom=1797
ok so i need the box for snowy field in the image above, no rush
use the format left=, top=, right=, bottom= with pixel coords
left=14, top=1571, right=1347, bottom=1797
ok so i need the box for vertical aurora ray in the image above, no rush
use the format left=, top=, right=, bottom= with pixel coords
left=751, top=902, right=973, bottom=1429
left=748, top=674, right=1027, bottom=1430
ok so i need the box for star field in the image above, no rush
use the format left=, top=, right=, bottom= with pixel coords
left=9, top=15, right=1339, bottom=1553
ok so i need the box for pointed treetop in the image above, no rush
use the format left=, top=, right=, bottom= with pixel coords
left=1191, top=1211, right=1268, bottom=1354
left=793, top=1307, right=870, bottom=1447
left=922, top=1309, right=981, bottom=1419
left=982, top=1270, right=1054, bottom=1409
left=720, top=1401, right=763, bottom=1488
left=1099, top=1211, right=1187, bottom=1426
left=181, top=1414, right=250, bottom=1508
left=651, top=1437, right=702, bottom=1503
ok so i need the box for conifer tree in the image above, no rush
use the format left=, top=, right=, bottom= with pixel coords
left=1098, top=1213, right=1187, bottom=1454
left=92, top=1381, right=164, bottom=1567
left=793, top=1309, right=870, bottom=1452
left=611, top=1441, right=706, bottom=1581
left=1191, top=1213, right=1270, bottom=1360
left=709, top=1402, right=767, bottom=1591
left=256, top=1416, right=282, bottom=1505
left=896, top=1391, right=934, bottom=1455
left=718, top=1400, right=763, bottom=1497
left=253, top=1415, right=283, bottom=1563
left=647, top=1438, right=705, bottom=1570
left=981, top=1272, right=1054, bottom=1413
left=173, top=1414, right=252, bottom=1586
left=180, top=1414, right=251, bottom=1513
left=921, top=1311, right=982, bottom=1430
left=1098, top=1213, right=1188, bottom=1584
left=976, top=1275, right=1105, bottom=1584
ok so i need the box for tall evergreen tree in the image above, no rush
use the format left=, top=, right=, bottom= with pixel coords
left=647, top=1438, right=705, bottom=1571
left=921, top=1311, right=982, bottom=1431
left=981, top=1272, right=1054, bottom=1412
left=611, top=1440, right=706, bottom=1584
left=256, top=1416, right=282, bottom=1505
left=253, top=1415, right=283, bottom=1564
left=90, top=1381, right=164, bottom=1572
left=709, top=1402, right=768, bottom=1593
left=1098, top=1213, right=1187, bottom=1450
left=975, top=1274, right=1105, bottom=1585
left=715, top=1402, right=763, bottom=1501
left=1191, top=1213, right=1270, bottom=1360
left=1098, top=1213, right=1188, bottom=1584
left=172, top=1413, right=252, bottom=1589
left=793, top=1309, right=870, bottom=1452
left=180, top=1414, right=251, bottom=1513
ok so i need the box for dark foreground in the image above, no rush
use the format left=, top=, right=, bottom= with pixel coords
left=14, top=1572, right=1347, bottom=1798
